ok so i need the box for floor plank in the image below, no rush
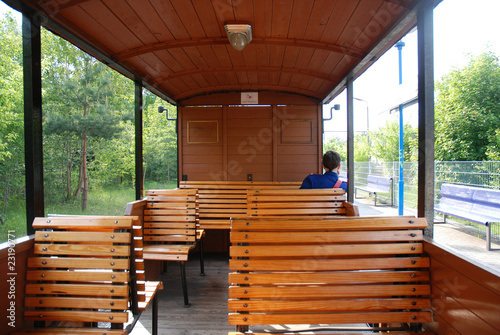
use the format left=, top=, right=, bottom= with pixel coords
left=131, top=253, right=233, bottom=335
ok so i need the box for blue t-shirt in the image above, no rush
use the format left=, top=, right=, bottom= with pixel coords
left=299, top=171, right=348, bottom=191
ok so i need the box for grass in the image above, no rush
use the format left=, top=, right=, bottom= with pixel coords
left=0, top=180, right=178, bottom=243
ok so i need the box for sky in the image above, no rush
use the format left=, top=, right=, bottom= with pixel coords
left=1, top=0, right=499, bottom=139
left=326, top=0, right=500, bottom=139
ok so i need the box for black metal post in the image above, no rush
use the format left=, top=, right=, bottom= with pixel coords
left=180, top=262, right=190, bottom=307
left=23, top=13, right=44, bottom=235
left=152, top=294, right=159, bottom=335
left=135, top=81, right=144, bottom=200
left=346, top=75, right=354, bottom=203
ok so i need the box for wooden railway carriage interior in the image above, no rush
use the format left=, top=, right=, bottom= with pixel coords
left=1, top=0, right=499, bottom=334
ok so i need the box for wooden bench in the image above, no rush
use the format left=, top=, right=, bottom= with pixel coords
left=228, top=216, right=433, bottom=334
left=14, top=216, right=162, bottom=335
left=44, top=213, right=164, bottom=332
left=434, top=183, right=500, bottom=251
left=355, top=175, right=394, bottom=206
left=179, top=181, right=302, bottom=229
left=247, top=188, right=359, bottom=217
left=125, top=189, right=204, bottom=307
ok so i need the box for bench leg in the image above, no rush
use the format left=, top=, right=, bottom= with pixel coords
left=180, top=262, right=190, bottom=307
left=152, top=293, right=159, bottom=335
left=237, top=325, right=249, bottom=333
left=199, top=238, right=205, bottom=276
left=486, top=223, right=491, bottom=251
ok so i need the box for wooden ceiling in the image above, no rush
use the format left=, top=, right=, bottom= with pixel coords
left=8, top=0, right=435, bottom=106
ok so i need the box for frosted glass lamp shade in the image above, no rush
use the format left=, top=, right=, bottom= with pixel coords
left=225, top=24, right=252, bottom=51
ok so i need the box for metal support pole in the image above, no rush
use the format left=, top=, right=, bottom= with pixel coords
left=398, top=103, right=404, bottom=215
left=417, top=0, right=435, bottom=237
left=396, top=41, right=405, bottom=216
left=346, top=76, right=354, bottom=203
left=23, top=13, right=44, bottom=234
left=135, top=82, right=144, bottom=200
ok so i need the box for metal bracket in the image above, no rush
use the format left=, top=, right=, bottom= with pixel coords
left=158, top=106, right=176, bottom=120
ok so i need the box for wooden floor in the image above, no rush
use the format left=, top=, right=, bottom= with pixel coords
left=129, top=253, right=375, bottom=335
left=130, top=253, right=234, bottom=335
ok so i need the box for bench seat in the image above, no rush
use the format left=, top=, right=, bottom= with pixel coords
left=355, top=175, right=394, bottom=206
left=179, top=181, right=302, bottom=229
left=247, top=188, right=359, bottom=217
left=228, top=216, right=432, bottom=334
left=435, top=183, right=500, bottom=250
left=126, top=189, right=205, bottom=307
left=14, top=216, right=162, bottom=335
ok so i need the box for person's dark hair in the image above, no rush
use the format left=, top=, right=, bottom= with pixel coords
left=322, top=150, right=341, bottom=171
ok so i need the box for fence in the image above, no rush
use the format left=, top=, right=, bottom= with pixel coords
left=353, top=161, right=500, bottom=244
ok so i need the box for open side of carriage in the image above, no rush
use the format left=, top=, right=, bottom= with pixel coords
left=2, top=0, right=499, bottom=334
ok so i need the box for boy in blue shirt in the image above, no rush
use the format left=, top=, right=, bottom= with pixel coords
left=300, top=150, right=347, bottom=191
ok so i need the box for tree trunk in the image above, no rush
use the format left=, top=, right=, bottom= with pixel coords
left=1, top=176, right=8, bottom=224
left=82, top=131, right=88, bottom=210
left=167, top=154, right=170, bottom=182
left=66, top=142, right=72, bottom=200
left=75, top=155, right=83, bottom=198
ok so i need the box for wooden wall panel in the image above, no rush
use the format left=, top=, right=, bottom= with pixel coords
left=180, top=107, right=224, bottom=181
left=227, top=106, right=273, bottom=181
left=423, top=238, right=500, bottom=334
left=1, top=236, right=34, bottom=331
left=179, top=104, right=322, bottom=183
left=276, top=105, right=320, bottom=181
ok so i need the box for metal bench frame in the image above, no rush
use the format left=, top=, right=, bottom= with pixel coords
left=435, top=183, right=500, bottom=251
left=355, top=175, right=394, bottom=206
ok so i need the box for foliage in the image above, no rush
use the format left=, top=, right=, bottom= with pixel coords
left=0, top=18, right=178, bottom=238
left=42, top=30, right=132, bottom=210
left=371, top=121, right=418, bottom=162
left=435, top=51, right=500, bottom=161
left=323, top=134, right=374, bottom=163
left=486, top=129, right=500, bottom=161
left=143, top=93, right=178, bottom=183
left=323, top=137, right=346, bottom=162
left=0, top=13, right=24, bottom=226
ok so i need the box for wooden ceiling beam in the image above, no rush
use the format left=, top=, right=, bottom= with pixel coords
left=39, top=0, right=91, bottom=13
left=152, top=66, right=341, bottom=85
left=381, top=0, right=414, bottom=10
left=173, top=84, right=323, bottom=102
left=113, top=37, right=365, bottom=62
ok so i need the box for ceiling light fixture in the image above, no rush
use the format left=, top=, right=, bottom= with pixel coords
left=224, top=24, right=252, bottom=51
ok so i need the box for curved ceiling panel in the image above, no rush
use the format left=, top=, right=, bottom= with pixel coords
left=7, top=0, right=438, bottom=105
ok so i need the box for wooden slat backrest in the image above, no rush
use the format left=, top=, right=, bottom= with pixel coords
left=179, top=181, right=302, bottom=229
left=247, top=188, right=350, bottom=217
left=144, top=189, right=198, bottom=244
left=228, top=216, right=432, bottom=333
left=25, top=216, right=136, bottom=332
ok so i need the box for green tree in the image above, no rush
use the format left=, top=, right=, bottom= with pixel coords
left=323, top=134, right=371, bottom=162
left=42, top=30, right=129, bottom=210
left=435, top=51, right=500, bottom=161
left=323, top=137, right=346, bottom=162
left=0, top=13, right=24, bottom=226
left=354, top=134, right=370, bottom=162
left=486, top=129, right=500, bottom=160
left=143, top=95, right=177, bottom=185
left=371, top=121, right=417, bottom=162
